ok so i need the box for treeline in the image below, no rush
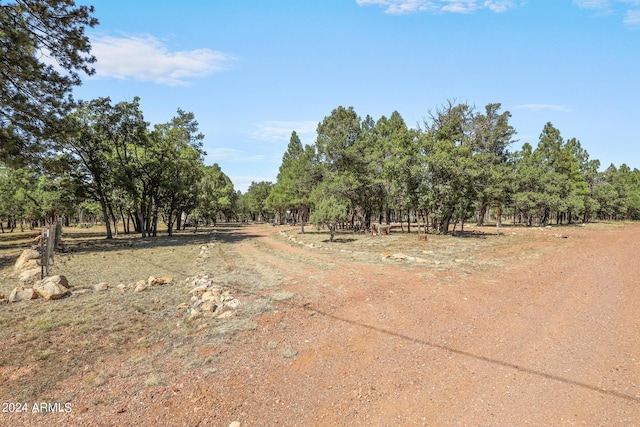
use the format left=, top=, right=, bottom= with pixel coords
left=261, top=103, right=640, bottom=240
left=0, top=97, right=238, bottom=237
left=2, top=101, right=639, bottom=240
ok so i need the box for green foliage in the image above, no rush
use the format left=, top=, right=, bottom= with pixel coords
left=265, top=132, right=318, bottom=227
left=267, top=103, right=640, bottom=237
left=309, top=191, right=350, bottom=242
left=195, top=164, right=236, bottom=224
left=243, top=181, right=274, bottom=222
left=0, top=0, right=98, bottom=164
left=61, top=97, right=214, bottom=237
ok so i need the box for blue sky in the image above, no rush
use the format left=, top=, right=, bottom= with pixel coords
left=73, top=0, right=640, bottom=192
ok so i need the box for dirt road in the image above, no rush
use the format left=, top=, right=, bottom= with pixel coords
left=6, top=223, right=640, bottom=426
left=155, top=223, right=640, bottom=426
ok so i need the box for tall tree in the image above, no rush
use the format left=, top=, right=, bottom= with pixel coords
left=266, top=131, right=318, bottom=231
left=314, top=106, right=371, bottom=231
left=471, top=103, right=516, bottom=226
left=196, top=164, right=236, bottom=226
left=63, top=98, right=117, bottom=238
left=244, top=181, right=274, bottom=222
left=1, top=0, right=97, bottom=163
left=149, top=109, right=205, bottom=236
left=419, top=101, right=478, bottom=233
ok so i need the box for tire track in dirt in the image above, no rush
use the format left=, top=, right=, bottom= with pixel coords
left=204, top=224, right=640, bottom=425
left=61, top=223, right=640, bottom=426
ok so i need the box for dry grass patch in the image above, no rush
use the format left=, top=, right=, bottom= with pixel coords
left=0, top=225, right=285, bottom=404
left=274, top=222, right=582, bottom=273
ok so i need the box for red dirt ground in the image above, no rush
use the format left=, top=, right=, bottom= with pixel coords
left=3, top=223, right=640, bottom=426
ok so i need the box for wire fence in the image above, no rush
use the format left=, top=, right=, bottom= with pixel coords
left=40, top=222, right=62, bottom=279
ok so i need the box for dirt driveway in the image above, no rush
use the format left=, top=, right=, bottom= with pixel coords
left=3, top=223, right=640, bottom=426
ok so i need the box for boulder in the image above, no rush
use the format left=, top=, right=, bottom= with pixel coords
left=18, top=268, right=41, bottom=283
left=8, top=287, right=37, bottom=302
left=14, top=249, right=40, bottom=270
left=21, top=259, right=39, bottom=270
left=45, top=275, right=70, bottom=289
left=34, top=277, right=69, bottom=300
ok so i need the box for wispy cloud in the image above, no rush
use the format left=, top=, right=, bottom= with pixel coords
left=355, top=0, right=515, bottom=14
left=514, top=104, right=572, bottom=113
left=573, top=0, right=610, bottom=9
left=90, top=34, right=236, bottom=86
left=483, top=0, right=514, bottom=12
left=624, top=8, right=640, bottom=24
left=250, top=120, right=318, bottom=143
left=573, top=0, right=640, bottom=25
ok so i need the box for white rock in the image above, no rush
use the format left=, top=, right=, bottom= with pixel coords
left=18, top=268, right=41, bottom=282
left=14, top=249, right=40, bottom=270
left=8, top=287, right=37, bottom=302
left=42, top=275, right=70, bottom=288
left=93, top=282, right=108, bottom=292
left=34, top=280, right=69, bottom=300
left=134, top=282, right=148, bottom=292
left=224, top=299, right=241, bottom=309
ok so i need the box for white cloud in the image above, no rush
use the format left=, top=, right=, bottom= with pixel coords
left=483, top=0, right=515, bottom=12
left=573, top=0, right=610, bottom=9
left=90, top=34, right=235, bottom=86
left=355, top=0, right=514, bottom=14
left=623, top=9, right=640, bottom=24
left=514, top=104, right=572, bottom=113
left=442, top=1, right=479, bottom=13
left=356, top=0, right=433, bottom=14
left=250, top=120, right=318, bottom=143
left=573, top=0, right=640, bottom=25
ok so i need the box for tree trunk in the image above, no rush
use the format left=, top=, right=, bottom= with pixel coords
left=137, top=206, right=145, bottom=238
left=477, top=202, right=489, bottom=226
left=166, top=210, right=174, bottom=237
left=98, top=190, right=112, bottom=239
